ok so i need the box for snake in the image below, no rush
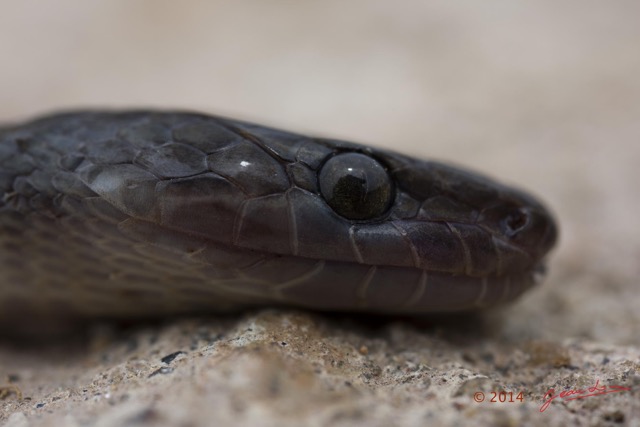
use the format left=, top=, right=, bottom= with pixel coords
left=0, top=110, right=557, bottom=325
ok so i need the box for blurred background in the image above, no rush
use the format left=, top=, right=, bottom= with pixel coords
left=1, top=0, right=639, bottom=342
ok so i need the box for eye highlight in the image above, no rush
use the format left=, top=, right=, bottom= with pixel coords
left=318, top=152, right=393, bottom=220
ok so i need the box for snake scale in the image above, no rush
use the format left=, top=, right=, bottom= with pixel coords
left=0, top=111, right=557, bottom=326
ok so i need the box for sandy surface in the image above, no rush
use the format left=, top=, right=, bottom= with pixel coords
left=1, top=1, right=639, bottom=426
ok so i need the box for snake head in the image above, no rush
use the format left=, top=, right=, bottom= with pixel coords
left=77, top=115, right=557, bottom=279
left=0, top=111, right=559, bottom=318
left=67, top=113, right=558, bottom=312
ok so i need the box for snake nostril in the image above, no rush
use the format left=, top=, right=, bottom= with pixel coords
left=503, top=207, right=530, bottom=236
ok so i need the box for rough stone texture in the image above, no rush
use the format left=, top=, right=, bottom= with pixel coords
left=1, top=1, right=639, bottom=426
left=1, top=312, right=638, bottom=426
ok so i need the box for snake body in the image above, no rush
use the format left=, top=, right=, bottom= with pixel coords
left=0, top=111, right=557, bottom=323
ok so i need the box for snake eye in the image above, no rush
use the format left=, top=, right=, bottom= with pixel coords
left=318, top=152, right=393, bottom=220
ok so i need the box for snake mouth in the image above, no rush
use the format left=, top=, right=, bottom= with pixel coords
left=267, top=261, right=543, bottom=314
left=532, top=262, right=549, bottom=285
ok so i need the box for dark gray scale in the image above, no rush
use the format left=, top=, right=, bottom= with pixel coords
left=206, top=140, right=290, bottom=197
